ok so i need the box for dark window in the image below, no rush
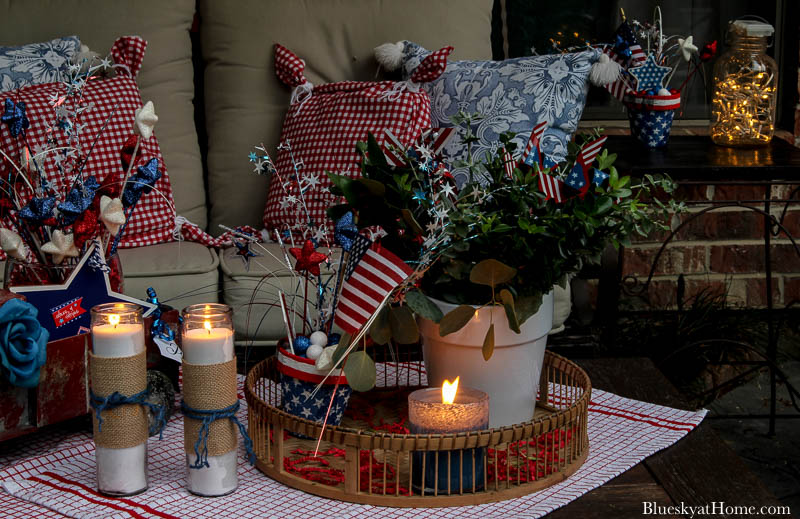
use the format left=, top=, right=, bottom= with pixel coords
left=492, top=0, right=797, bottom=129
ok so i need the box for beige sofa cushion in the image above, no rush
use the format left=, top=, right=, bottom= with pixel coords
left=219, top=244, right=341, bottom=345
left=0, top=0, right=206, bottom=227
left=200, top=0, right=493, bottom=234
left=119, top=241, right=219, bottom=309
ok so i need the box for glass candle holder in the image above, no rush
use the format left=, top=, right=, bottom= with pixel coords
left=710, top=20, right=777, bottom=147
left=90, top=302, right=148, bottom=496
left=408, top=384, right=489, bottom=494
left=181, top=303, right=237, bottom=496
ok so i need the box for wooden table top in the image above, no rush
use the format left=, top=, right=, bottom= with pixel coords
left=549, top=357, right=789, bottom=518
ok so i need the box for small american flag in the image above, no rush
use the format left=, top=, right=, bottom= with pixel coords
left=565, top=162, right=586, bottom=191
left=539, top=173, right=564, bottom=203
left=521, top=121, right=548, bottom=166
left=578, top=135, right=608, bottom=167
left=502, top=150, right=516, bottom=178
left=419, top=127, right=456, bottom=156
left=343, top=234, right=372, bottom=280
left=334, top=244, right=412, bottom=335
left=382, top=129, right=408, bottom=167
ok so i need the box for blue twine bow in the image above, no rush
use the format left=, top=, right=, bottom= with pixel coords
left=146, top=287, right=177, bottom=342
left=58, top=176, right=99, bottom=225
left=181, top=400, right=256, bottom=469
left=122, top=158, right=162, bottom=207
left=89, top=388, right=167, bottom=439
left=2, top=99, right=30, bottom=138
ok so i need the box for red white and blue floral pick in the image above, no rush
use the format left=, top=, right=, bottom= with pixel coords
left=99, top=195, right=125, bottom=236
left=122, top=157, right=161, bottom=207
left=2, top=99, right=30, bottom=138
left=133, top=100, right=158, bottom=140
left=0, top=229, right=28, bottom=260
left=58, top=175, right=99, bottom=224
left=18, top=196, right=56, bottom=222
left=41, top=229, right=79, bottom=264
left=289, top=239, right=327, bottom=276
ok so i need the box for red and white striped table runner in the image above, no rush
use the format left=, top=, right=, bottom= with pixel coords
left=0, top=368, right=705, bottom=519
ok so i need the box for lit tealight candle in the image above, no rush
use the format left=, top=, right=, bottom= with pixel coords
left=408, top=378, right=489, bottom=494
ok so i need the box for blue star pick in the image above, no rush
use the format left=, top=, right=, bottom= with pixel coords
left=10, top=243, right=156, bottom=341
left=628, top=55, right=672, bottom=92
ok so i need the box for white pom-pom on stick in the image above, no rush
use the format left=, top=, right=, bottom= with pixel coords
left=374, top=42, right=405, bottom=71
left=589, top=53, right=622, bottom=87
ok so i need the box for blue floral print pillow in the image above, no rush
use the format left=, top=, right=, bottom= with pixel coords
left=0, top=36, right=81, bottom=92
left=397, top=41, right=601, bottom=186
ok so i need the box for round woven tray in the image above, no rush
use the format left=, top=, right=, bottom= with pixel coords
left=245, top=350, right=591, bottom=507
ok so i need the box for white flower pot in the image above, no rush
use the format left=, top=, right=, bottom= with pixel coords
left=417, top=291, right=554, bottom=429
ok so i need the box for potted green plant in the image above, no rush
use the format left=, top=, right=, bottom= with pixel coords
left=328, top=113, right=683, bottom=426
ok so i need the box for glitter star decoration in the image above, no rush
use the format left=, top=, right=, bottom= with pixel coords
left=289, top=239, right=327, bottom=276
left=629, top=54, right=672, bottom=92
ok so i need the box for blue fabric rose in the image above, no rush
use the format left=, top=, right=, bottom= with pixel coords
left=0, top=298, right=49, bottom=388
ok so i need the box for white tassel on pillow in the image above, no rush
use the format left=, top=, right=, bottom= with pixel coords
left=374, top=42, right=405, bottom=71
left=590, top=53, right=622, bottom=87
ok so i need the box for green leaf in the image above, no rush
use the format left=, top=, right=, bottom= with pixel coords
left=469, top=259, right=517, bottom=288
left=343, top=351, right=376, bottom=392
left=405, top=290, right=444, bottom=322
left=482, top=323, right=495, bottom=360
left=595, top=197, right=613, bottom=215
left=438, top=304, right=476, bottom=336
left=366, top=132, right=388, bottom=168
left=369, top=306, right=392, bottom=345
left=516, top=294, right=544, bottom=325
left=499, top=289, right=520, bottom=333
left=353, top=178, right=386, bottom=197
left=389, top=306, right=419, bottom=344
left=331, top=333, right=352, bottom=366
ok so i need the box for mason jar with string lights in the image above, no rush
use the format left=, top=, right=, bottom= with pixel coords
left=710, top=19, right=777, bottom=147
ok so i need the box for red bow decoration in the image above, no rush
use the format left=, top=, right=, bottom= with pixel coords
left=289, top=239, right=327, bottom=276
left=699, top=41, right=717, bottom=62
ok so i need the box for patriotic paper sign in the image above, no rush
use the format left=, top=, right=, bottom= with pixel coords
left=10, top=243, right=156, bottom=341
left=334, top=244, right=412, bottom=335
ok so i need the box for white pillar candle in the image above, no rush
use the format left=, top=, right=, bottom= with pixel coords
left=182, top=318, right=237, bottom=496
left=91, top=307, right=148, bottom=496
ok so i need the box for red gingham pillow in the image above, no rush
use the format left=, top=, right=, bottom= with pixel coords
left=263, top=44, right=452, bottom=234
left=0, top=36, right=175, bottom=257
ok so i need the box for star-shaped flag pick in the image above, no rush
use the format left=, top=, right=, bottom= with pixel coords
left=99, top=195, right=126, bottom=236
left=10, top=243, right=156, bottom=341
left=629, top=54, right=672, bottom=92
left=41, top=230, right=79, bottom=264
left=289, top=239, right=327, bottom=276
left=133, top=100, right=158, bottom=140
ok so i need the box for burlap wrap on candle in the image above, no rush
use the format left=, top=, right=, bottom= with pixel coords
left=183, top=358, right=238, bottom=456
left=90, top=350, right=148, bottom=449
